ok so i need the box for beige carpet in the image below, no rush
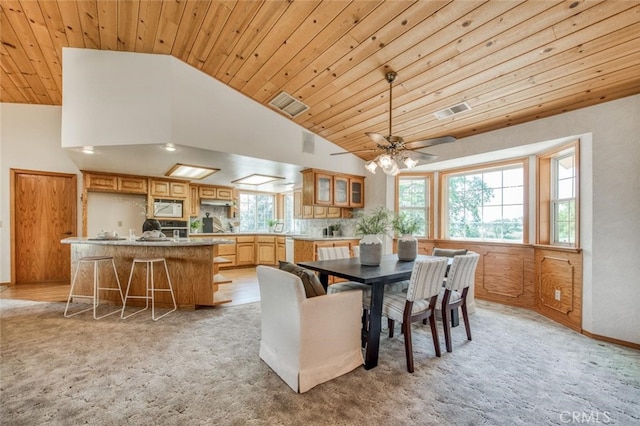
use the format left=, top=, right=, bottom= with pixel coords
left=1, top=298, right=638, bottom=425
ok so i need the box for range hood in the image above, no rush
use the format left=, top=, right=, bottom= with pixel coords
left=200, top=199, right=232, bottom=207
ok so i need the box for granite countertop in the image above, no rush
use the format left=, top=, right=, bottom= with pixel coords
left=61, top=237, right=234, bottom=247
left=192, top=232, right=359, bottom=241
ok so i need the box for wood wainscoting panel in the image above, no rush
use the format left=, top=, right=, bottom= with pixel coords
left=459, top=243, right=535, bottom=308
left=483, top=252, right=525, bottom=298
left=535, top=247, right=582, bottom=332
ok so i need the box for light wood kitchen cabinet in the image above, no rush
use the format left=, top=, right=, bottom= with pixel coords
left=301, top=168, right=364, bottom=208
left=302, top=205, right=314, bottom=219
left=83, top=172, right=148, bottom=194
left=277, top=237, right=286, bottom=263
left=236, top=236, right=256, bottom=265
left=294, top=191, right=303, bottom=218
left=198, top=185, right=234, bottom=200
left=349, top=176, right=365, bottom=208
left=302, top=169, right=332, bottom=206
left=189, top=185, right=199, bottom=217
left=150, top=179, right=188, bottom=198
left=333, top=176, right=349, bottom=206
left=256, top=236, right=276, bottom=265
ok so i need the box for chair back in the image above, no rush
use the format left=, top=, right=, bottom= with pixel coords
left=406, top=258, right=449, bottom=302
left=445, top=252, right=480, bottom=292
left=317, top=246, right=351, bottom=260
left=257, top=266, right=305, bottom=320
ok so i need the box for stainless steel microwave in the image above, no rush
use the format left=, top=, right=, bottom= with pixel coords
left=153, top=200, right=183, bottom=218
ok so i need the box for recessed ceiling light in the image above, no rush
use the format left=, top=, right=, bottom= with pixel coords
left=165, top=163, right=219, bottom=180
left=231, top=174, right=285, bottom=185
left=82, top=146, right=94, bottom=154
left=164, top=143, right=176, bottom=152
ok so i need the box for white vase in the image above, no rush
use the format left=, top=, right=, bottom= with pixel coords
left=397, top=234, right=417, bottom=261
left=359, top=234, right=383, bottom=266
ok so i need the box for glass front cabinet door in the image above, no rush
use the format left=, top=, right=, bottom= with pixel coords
left=334, top=176, right=349, bottom=206
left=315, top=173, right=333, bottom=205
left=349, top=177, right=364, bottom=208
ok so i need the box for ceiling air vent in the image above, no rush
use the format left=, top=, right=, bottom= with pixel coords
left=433, top=101, right=472, bottom=120
left=269, top=92, right=309, bottom=118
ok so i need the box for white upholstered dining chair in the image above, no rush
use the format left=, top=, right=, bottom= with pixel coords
left=365, top=258, right=449, bottom=372
left=317, top=246, right=372, bottom=297
left=257, top=266, right=364, bottom=393
left=437, top=252, right=480, bottom=352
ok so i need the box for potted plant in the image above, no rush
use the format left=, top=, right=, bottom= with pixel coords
left=330, top=221, right=342, bottom=237
left=355, top=206, right=392, bottom=265
left=190, top=219, right=201, bottom=234
left=392, top=212, right=422, bottom=261
left=267, top=218, right=278, bottom=232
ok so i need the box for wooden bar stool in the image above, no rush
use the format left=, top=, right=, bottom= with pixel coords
left=121, top=257, right=177, bottom=321
left=64, top=256, right=124, bottom=319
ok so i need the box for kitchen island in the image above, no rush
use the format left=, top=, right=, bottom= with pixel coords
left=62, top=237, right=234, bottom=309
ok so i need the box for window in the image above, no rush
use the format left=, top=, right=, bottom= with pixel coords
left=552, top=153, right=576, bottom=244
left=284, top=192, right=294, bottom=233
left=238, top=192, right=275, bottom=232
left=396, top=175, right=432, bottom=237
left=443, top=161, right=526, bottom=242
left=538, top=142, right=578, bottom=246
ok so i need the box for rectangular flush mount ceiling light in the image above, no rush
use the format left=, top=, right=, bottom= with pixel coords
left=166, top=163, right=219, bottom=180
left=231, top=174, right=285, bottom=185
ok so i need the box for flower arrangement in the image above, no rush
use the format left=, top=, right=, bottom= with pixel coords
left=355, top=206, right=392, bottom=236
left=392, top=212, right=423, bottom=236
left=190, top=219, right=201, bottom=232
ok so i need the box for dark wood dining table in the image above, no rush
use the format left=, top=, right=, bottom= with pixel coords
left=298, top=254, right=451, bottom=370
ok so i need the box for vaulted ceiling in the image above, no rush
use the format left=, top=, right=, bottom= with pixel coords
left=2, top=0, right=639, bottom=161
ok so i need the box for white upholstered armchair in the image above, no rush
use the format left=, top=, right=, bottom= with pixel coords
left=257, top=265, right=364, bottom=393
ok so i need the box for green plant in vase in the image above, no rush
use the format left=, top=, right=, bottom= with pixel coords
left=392, top=212, right=423, bottom=261
left=190, top=219, right=201, bottom=234
left=267, top=218, right=278, bottom=232
left=355, top=206, right=392, bottom=265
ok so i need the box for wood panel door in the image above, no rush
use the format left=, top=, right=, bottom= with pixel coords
left=12, top=170, right=77, bottom=284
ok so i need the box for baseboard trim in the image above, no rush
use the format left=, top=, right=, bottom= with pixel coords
left=581, top=330, right=640, bottom=350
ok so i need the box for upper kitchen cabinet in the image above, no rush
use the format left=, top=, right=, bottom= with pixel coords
left=150, top=179, right=188, bottom=198
left=198, top=185, right=233, bottom=201
left=301, top=169, right=365, bottom=208
left=333, top=176, right=349, bottom=207
left=349, top=176, right=365, bottom=208
left=302, top=169, right=332, bottom=206
left=83, top=171, right=148, bottom=194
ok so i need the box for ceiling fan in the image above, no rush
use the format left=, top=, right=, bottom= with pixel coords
left=331, top=71, right=455, bottom=175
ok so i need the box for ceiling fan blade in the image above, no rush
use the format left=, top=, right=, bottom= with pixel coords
left=365, top=132, right=389, bottom=144
left=402, top=150, right=438, bottom=161
left=403, top=135, right=456, bottom=149
left=330, top=148, right=378, bottom=156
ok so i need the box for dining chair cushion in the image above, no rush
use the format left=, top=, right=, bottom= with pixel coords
left=437, top=288, right=461, bottom=306
left=278, top=261, right=326, bottom=298
left=432, top=248, right=468, bottom=257
left=380, top=291, right=434, bottom=321
left=327, top=282, right=372, bottom=297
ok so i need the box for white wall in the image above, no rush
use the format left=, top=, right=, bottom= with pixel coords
left=0, top=103, right=81, bottom=281
left=62, top=49, right=172, bottom=148
left=62, top=48, right=365, bottom=176
left=86, top=192, right=147, bottom=238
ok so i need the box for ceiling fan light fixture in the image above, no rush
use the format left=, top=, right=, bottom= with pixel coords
left=377, top=154, right=393, bottom=168
left=365, top=160, right=378, bottom=174
left=403, top=156, right=418, bottom=169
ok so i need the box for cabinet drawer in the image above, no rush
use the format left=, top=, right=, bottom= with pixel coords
left=236, top=236, right=255, bottom=243
left=217, top=243, right=236, bottom=256
left=216, top=188, right=233, bottom=200
left=257, top=236, right=276, bottom=243
left=85, top=174, right=117, bottom=191
left=119, top=176, right=147, bottom=193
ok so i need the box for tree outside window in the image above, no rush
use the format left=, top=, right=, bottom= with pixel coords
left=238, top=192, right=274, bottom=232
left=397, top=177, right=429, bottom=237
left=446, top=164, right=524, bottom=242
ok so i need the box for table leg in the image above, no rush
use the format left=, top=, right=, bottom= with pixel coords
left=364, top=282, right=384, bottom=370
left=318, top=272, right=329, bottom=291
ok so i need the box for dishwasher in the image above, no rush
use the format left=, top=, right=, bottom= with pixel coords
left=285, top=237, right=294, bottom=263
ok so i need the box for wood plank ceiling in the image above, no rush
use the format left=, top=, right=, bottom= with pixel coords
left=2, top=0, right=639, bottom=161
